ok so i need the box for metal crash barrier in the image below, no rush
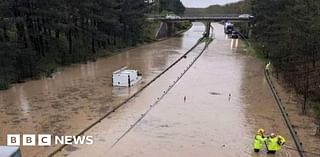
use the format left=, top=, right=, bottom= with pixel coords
left=264, top=70, right=306, bottom=157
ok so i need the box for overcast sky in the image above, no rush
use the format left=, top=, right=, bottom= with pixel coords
left=181, top=0, right=241, bottom=8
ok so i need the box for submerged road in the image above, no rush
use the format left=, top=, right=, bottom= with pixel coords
left=0, top=22, right=203, bottom=156
left=54, top=23, right=299, bottom=157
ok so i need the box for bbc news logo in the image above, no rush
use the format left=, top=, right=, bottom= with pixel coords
left=7, top=134, right=94, bottom=146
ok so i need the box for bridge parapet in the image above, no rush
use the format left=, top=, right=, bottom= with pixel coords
left=147, top=16, right=253, bottom=23
left=182, top=13, right=240, bottom=17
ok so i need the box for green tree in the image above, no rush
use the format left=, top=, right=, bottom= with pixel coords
left=160, top=0, right=185, bottom=15
left=0, top=0, right=149, bottom=89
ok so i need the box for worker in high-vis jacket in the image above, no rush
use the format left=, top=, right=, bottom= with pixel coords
left=253, top=128, right=267, bottom=152
left=266, top=133, right=285, bottom=154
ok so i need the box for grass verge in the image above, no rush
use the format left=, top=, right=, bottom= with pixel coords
left=245, top=41, right=267, bottom=62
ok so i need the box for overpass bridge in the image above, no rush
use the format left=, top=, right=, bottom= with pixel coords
left=147, top=16, right=253, bottom=23
left=147, top=15, right=253, bottom=38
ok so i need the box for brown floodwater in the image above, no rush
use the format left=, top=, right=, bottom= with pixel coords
left=3, top=21, right=317, bottom=157
left=50, top=23, right=302, bottom=157
left=0, top=23, right=204, bottom=156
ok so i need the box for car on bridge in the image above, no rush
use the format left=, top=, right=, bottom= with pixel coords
left=165, top=14, right=181, bottom=19
left=238, top=14, right=254, bottom=19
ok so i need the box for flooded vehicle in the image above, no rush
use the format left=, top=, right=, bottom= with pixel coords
left=112, top=67, right=142, bottom=87
left=224, top=22, right=234, bottom=34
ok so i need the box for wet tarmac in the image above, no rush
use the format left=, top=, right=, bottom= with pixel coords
left=51, top=23, right=301, bottom=157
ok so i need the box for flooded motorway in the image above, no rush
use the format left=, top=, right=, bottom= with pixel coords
left=53, top=23, right=299, bottom=157
left=1, top=23, right=301, bottom=157
left=0, top=23, right=203, bottom=156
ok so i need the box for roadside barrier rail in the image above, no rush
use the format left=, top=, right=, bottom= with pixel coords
left=264, top=70, right=306, bottom=157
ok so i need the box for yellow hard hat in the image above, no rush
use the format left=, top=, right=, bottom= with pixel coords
left=278, top=135, right=285, bottom=141
left=257, top=129, right=265, bottom=134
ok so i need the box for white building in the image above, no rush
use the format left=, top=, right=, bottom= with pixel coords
left=112, top=67, right=142, bottom=87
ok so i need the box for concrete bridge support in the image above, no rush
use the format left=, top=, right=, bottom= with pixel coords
left=247, top=22, right=253, bottom=38
left=204, top=22, right=211, bottom=37
left=167, top=22, right=175, bottom=36
left=155, top=22, right=176, bottom=39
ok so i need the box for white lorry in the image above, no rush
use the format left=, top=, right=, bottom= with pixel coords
left=112, top=67, right=142, bottom=87
left=224, top=22, right=234, bottom=34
